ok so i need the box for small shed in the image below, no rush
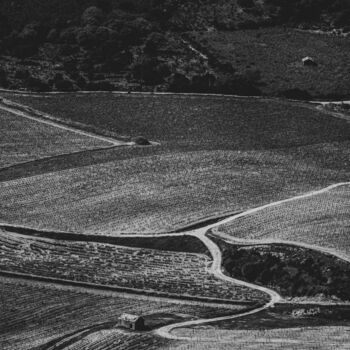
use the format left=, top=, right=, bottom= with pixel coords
left=117, top=313, right=145, bottom=331
left=302, top=56, right=317, bottom=66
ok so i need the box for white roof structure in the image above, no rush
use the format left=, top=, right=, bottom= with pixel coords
left=302, top=56, right=315, bottom=62
left=118, top=313, right=142, bottom=322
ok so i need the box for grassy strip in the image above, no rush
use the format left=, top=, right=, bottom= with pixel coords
left=0, top=225, right=210, bottom=256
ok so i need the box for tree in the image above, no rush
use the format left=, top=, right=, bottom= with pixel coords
left=81, top=6, right=104, bottom=26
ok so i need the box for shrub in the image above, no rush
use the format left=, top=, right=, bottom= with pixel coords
left=108, top=51, right=133, bottom=72
left=0, top=14, right=10, bottom=38
left=46, top=28, right=59, bottom=42
left=59, top=27, right=78, bottom=44
left=168, top=73, right=191, bottom=92
left=12, top=44, right=38, bottom=58
left=132, top=57, right=166, bottom=85
left=14, top=68, right=31, bottom=80
left=144, top=32, right=168, bottom=54
left=238, top=0, right=255, bottom=8
left=18, top=24, right=39, bottom=45
left=81, top=6, right=104, bottom=26
left=76, top=26, right=97, bottom=48
left=279, top=88, right=312, bottom=100
left=26, top=76, right=50, bottom=92
left=0, top=67, right=8, bottom=88
left=132, top=136, right=151, bottom=146
left=120, top=18, right=153, bottom=45
left=86, top=80, right=114, bottom=91
left=54, top=78, right=75, bottom=92
left=191, top=73, right=216, bottom=93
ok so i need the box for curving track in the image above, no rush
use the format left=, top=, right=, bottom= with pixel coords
left=154, top=182, right=350, bottom=340
left=1, top=183, right=349, bottom=343
left=0, top=92, right=349, bottom=346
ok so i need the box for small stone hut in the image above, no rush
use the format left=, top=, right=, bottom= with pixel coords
left=302, top=56, right=317, bottom=66
left=117, top=313, right=145, bottom=331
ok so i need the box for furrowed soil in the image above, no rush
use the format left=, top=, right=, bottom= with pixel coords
left=2, top=93, right=350, bottom=150
left=162, top=304, right=350, bottom=350
left=0, top=229, right=268, bottom=303
left=217, top=184, right=350, bottom=259
left=0, top=108, right=111, bottom=169
left=0, top=93, right=349, bottom=233
left=0, top=278, right=238, bottom=350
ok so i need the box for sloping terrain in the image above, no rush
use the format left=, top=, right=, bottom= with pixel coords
left=0, top=107, right=112, bottom=169
left=1, top=146, right=349, bottom=233
left=188, top=28, right=350, bottom=98
left=4, top=93, right=350, bottom=149
left=0, top=1, right=350, bottom=95
left=0, top=94, right=349, bottom=233
left=217, top=184, right=350, bottom=259
left=0, top=278, right=238, bottom=350
left=166, top=326, right=350, bottom=350
left=0, top=230, right=268, bottom=303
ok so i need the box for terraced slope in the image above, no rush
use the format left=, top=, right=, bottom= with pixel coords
left=0, top=230, right=268, bottom=303
left=217, top=184, right=350, bottom=258
left=0, top=278, right=237, bottom=350
left=0, top=108, right=112, bottom=169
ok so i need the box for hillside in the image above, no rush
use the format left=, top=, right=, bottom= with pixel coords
left=1, top=0, right=350, bottom=97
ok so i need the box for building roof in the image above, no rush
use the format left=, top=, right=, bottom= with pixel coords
left=118, top=313, right=143, bottom=322
left=302, top=56, right=315, bottom=62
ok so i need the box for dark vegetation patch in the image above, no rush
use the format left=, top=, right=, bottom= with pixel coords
left=3, top=93, right=350, bottom=150
left=210, top=234, right=350, bottom=301
left=197, top=303, right=350, bottom=330
left=187, top=28, right=350, bottom=98
left=0, top=1, right=350, bottom=96
left=0, top=225, right=210, bottom=256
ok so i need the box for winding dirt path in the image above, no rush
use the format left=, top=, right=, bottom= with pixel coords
left=153, top=182, right=350, bottom=340
left=155, top=231, right=281, bottom=341
left=1, top=183, right=349, bottom=342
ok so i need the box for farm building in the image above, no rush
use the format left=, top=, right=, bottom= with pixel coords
left=302, top=56, right=317, bottom=66
left=117, top=313, right=145, bottom=331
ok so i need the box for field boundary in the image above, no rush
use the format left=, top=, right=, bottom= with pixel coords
left=0, top=275, right=246, bottom=310
left=211, top=182, right=350, bottom=263
left=1, top=183, right=349, bottom=342
left=0, top=146, right=121, bottom=173
left=1, top=88, right=350, bottom=103
left=0, top=98, right=128, bottom=147
left=0, top=270, right=257, bottom=307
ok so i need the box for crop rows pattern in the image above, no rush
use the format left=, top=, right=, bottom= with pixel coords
left=218, top=185, right=350, bottom=258
left=1, top=144, right=349, bottom=233
left=5, top=93, right=350, bottom=150
left=0, top=279, right=236, bottom=350
left=0, top=109, right=109, bottom=169
left=0, top=231, right=268, bottom=302
left=65, top=329, right=165, bottom=350
left=164, top=326, right=350, bottom=350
